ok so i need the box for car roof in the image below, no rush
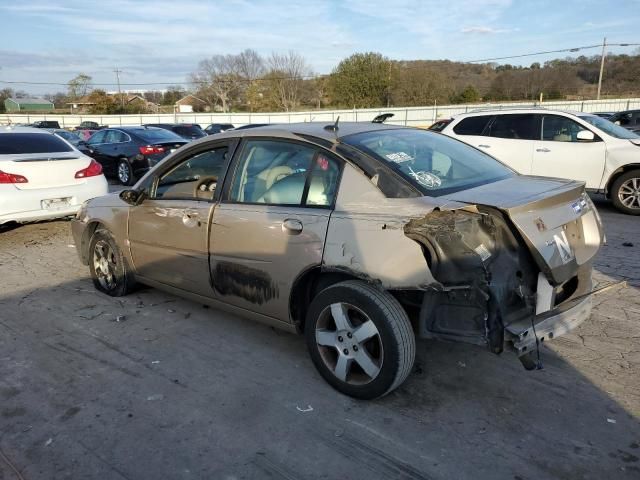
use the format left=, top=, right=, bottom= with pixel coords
left=0, top=126, right=55, bottom=135
left=109, top=126, right=166, bottom=132
left=455, top=107, right=591, bottom=118
left=214, top=121, right=405, bottom=142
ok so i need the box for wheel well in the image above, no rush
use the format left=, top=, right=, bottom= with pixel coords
left=289, top=267, right=364, bottom=332
left=606, top=164, right=640, bottom=198
left=80, top=221, right=103, bottom=264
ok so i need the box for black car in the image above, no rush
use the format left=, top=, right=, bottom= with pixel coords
left=31, top=120, right=61, bottom=129
left=86, top=126, right=187, bottom=185
left=608, top=109, right=640, bottom=133
left=144, top=123, right=206, bottom=140
left=203, top=123, right=235, bottom=135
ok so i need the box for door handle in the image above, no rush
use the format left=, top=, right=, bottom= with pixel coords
left=282, top=218, right=303, bottom=235
left=536, top=148, right=551, bottom=153
left=478, top=144, right=491, bottom=148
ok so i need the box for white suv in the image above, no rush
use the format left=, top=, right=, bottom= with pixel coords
left=440, top=108, right=640, bottom=214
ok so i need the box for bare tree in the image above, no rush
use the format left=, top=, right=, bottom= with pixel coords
left=237, top=49, right=265, bottom=80
left=67, top=74, right=93, bottom=99
left=266, top=51, right=311, bottom=112
left=190, top=55, right=242, bottom=113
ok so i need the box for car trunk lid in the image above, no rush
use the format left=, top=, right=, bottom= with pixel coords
left=446, top=175, right=603, bottom=284
left=0, top=153, right=93, bottom=190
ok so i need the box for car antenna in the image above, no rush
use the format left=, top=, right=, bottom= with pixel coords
left=324, top=116, right=340, bottom=133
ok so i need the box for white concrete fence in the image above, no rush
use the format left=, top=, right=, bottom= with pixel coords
left=2, top=98, right=639, bottom=129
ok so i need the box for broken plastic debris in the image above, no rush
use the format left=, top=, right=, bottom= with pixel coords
left=115, top=315, right=126, bottom=322
left=151, top=360, right=160, bottom=364
left=296, top=405, right=313, bottom=412
left=622, top=242, right=634, bottom=247
left=147, top=394, right=164, bottom=401
left=44, top=438, right=53, bottom=446
left=457, top=361, right=466, bottom=368
left=607, top=418, right=617, bottom=424
left=167, top=309, right=176, bottom=313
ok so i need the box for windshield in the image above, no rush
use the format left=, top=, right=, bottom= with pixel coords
left=342, top=128, right=514, bottom=196
left=134, top=128, right=184, bottom=143
left=578, top=115, right=639, bottom=139
left=0, top=133, right=74, bottom=154
left=55, top=130, right=81, bottom=143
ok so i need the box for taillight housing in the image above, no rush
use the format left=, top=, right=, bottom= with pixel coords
left=0, top=170, right=28, bottom=184
left=139, top=145, right=164, bottom=155
left=75, top=159, right=103, bottom=179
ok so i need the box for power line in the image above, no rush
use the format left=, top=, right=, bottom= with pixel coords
left=0, top=42, right=638, bottom=88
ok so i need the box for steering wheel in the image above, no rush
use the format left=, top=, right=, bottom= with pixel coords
left=193, top=176, right=218, bottom=200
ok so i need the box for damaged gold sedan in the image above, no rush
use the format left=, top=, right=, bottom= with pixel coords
left=71, top=122, right=604, bottom=399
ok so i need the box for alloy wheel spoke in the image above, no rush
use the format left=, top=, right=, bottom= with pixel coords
left=633, top=178, right=639, bottom=190
left=620, top=185, right=634, bottom=194
left=330, top=303, right=351, bottom=331
left=334, top=355, right=351, bottom=382
left=316, top=329, right=336, bottom=347
left=354, top=349, right=381, bottom=379
left=352, top=320, right=378, bottom=344
left=622, top=195, right=635, bottom=207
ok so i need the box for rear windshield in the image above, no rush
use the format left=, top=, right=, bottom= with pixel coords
left=55, top=130, right=81, bottom=143
left=342, top=128, right=514, bottom=196
left=133, top=128, right=183, bottom=143
left=0, top=133, right=74, bottom=154
left=174, top=125, right=205, bottom=137
left=578, top=115, right=639, bottom=139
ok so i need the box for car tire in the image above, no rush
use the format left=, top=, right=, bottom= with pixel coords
left=89, top=229, right=136, bottom=297
left=611, top=169, right=640, bottom=215
left=117, top=159, right=134, bottom=186
left=305, top=280, right=415, bottom=399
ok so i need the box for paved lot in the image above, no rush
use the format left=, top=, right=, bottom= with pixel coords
left=0, top=195, right=638, bottom=480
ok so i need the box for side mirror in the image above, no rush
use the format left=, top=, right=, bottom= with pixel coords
left=576, top=130, right=595, bottom=142
left=120, top=189, right=144, bottom=206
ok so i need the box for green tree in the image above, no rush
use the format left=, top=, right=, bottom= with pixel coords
left=0, top=88, right=14, bottom=113
left=451, top=85, right=480, bottom=104
left=329, top=52, right=392, bottom=108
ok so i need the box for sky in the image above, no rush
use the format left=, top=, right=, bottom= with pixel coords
left=0, top=0, right=638, bottom=95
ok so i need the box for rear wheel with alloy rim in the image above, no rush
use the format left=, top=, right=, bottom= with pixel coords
left=611, top=169, right=640, bottom=215
left=117, top=159, right=134, bottom=186
left=305, top=280, right=415, bottom=399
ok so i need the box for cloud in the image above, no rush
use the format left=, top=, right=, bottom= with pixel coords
left=461, top=26, right=514, bottom=34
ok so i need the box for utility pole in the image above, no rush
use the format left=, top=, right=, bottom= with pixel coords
left=596, top=37, right=606, bottom=100
left=114, top=67, right=125, bottom=109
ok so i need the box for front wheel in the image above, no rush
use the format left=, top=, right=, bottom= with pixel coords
left=89, top=229, right=136, bottom=296
left=611, top=169, right=640, bottom=215
left=305, top=280, right=415, bottom=399
left=117, top=159, right=134, bottom=186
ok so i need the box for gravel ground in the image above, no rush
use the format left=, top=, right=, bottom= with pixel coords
left=0, top=195, right=638, bottom=480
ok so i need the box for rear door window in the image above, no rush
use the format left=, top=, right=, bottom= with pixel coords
left=452, top=115, right=492, bottom=135
left=487, top=114, right=538, bottom=140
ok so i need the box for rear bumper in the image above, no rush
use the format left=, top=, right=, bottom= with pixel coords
left=0, top=176, right=108, bottom=224
left=505, top=292, right=593, bottom=356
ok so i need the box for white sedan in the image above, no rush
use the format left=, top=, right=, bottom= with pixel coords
left=0, top=126, right=108, bottom=225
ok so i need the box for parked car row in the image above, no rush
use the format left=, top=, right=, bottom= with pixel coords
left=429, top=107, right=640, bottom=214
